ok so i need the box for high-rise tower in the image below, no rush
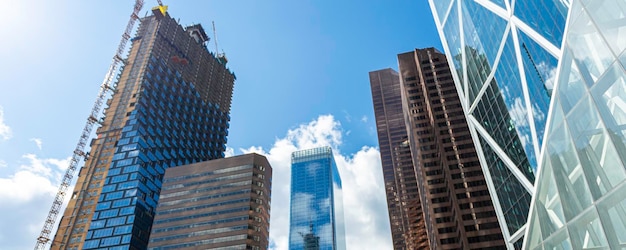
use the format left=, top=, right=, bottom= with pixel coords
left=288, top=147, right=346, bottom=250
left=51, top=9, right=235, bottom=250
left=369, top=69, right=429, bottom=249
left=370, top=48, right=507, bottom=249
left=400, top=48, right=505, bottom=249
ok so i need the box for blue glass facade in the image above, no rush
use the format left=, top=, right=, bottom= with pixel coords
left=83, top=57, right=230, bottom=249
left=56, top=11, right=235, bottom=250
left=289, top=147, right=345, bottom=250
left=429, top=0, right=569, bottom=247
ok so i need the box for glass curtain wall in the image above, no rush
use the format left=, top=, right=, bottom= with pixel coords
left=428, top=0, right=569, bottom=247
left=524, top=0, right=626, bottom=249
left=289, top=147, right=346, bottom=250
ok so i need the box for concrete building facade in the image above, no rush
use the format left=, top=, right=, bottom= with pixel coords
left=148, top=153, right=272, bottom=250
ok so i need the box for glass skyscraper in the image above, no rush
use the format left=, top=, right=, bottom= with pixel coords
left=51, top=9, right=235, bottom=250
left=524, top=0, right=626, bottom=249
left=289, top=147, right=346, bottom=250
left=428, top=0, right=569, bottom=247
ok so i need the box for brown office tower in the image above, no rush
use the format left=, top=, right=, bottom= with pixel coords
left=148, top=153, right=272, bottom=250
left=369, top=69, right=429, bottom=250
left=396, top=48, right=505, bottom=249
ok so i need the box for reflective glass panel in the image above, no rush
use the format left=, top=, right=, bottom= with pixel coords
left=461, top=0, right=508, bottom=103
left=546, top=122, right=593, bottom=220
left=533, top=155, right=565, bottom=239
left=518, top=30, right=557, bottom=147
left=433, top=0, right=454, bottom=25
left=567, top=96, right=626, bottom=199
left=556, top=49, right=588, bottom=113
left=590, top=62, right=626, bottom=157
left=543, top=228, right=572, bottom=250
left=494, top=33, right=538, bottom=169
left=443, top=2, right=464, bottom=89
left=568, top=208, right=609, bottom=249
left=596, top=184, right=626, bottom=247
left=567, top=8, right=616, bottom=83
left=582, top=0, right=626, bottom=57
left=514, top=0, right=568, bottom=47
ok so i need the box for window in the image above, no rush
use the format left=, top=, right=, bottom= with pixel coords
left=93, top=228, right=113, bottom=238
left=106, top=217, right=126, bottom=227
left=83, top=239, right=100, bottom=249
left=100, top=236, right=121, bottom=247
left=114, top=225, right=132, bottom=235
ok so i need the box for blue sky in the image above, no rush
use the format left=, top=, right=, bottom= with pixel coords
left=0, top=1, right=440, bottom=249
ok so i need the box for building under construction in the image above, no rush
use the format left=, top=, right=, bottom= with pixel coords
left=50, top=7, right=235, bottom=250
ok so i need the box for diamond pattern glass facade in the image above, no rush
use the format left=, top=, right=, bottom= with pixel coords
left=429, top=0, right=569, bottom=247
left=524, top=0, right=626, bottom=249
left=289, top=147, right=346, bottom=250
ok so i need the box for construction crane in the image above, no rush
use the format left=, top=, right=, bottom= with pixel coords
left=212, top=21, right=228, bottom=64
left=34, top=0, right=159, bottom=248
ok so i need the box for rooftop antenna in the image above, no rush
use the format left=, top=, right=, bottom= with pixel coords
left=212, top=21, right=228, bottom=64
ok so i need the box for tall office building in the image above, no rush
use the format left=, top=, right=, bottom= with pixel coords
left=369, top=69, right=429, bottom=249
left=524, top=0, right=626, bottom=249
left=289, top=147, right=346, bottom=250
left=51, top=9, right=235, bottom=250
left=428, top=0, right=570, bottom=247
left=147, top=153, right=272, bottom=250
left=399, top=48, right=505, bottom=249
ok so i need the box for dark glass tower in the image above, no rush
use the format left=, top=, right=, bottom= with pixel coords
left=288, top=147, right=346, bottom=250
left=51, top=9, right=235, bottom=250
left=369, top=69, right=429, bottom=249
left=148, top=153, right=272, bottom=250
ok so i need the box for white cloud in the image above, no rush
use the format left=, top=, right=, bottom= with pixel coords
left=0, top=154, right=72, bottom=249
left=30, top=138, right=43, bottom=150
left=224, top=146, right=235, bottom=157
left=532, top=102, right=546, bottom=123
left=360, top=115, right=368, bottom=123
left=536, top=61, right=558, bottom=91
left=0, top=106, right=12, bottom=140
left=239, top=114, right=392, bottom=250
left=0, top=160, right=6, bottom=168
left=509, top=97, right=529, bottom=128
left=343, top=110, right=352, bottom=122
